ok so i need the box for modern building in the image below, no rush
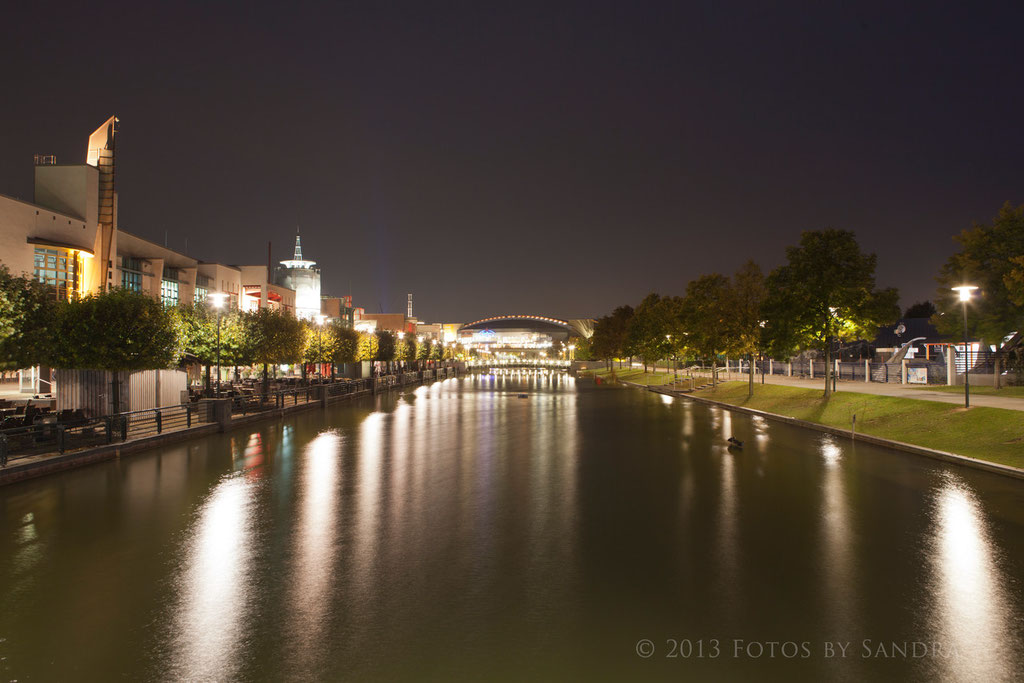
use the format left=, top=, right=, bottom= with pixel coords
left=321, top=295, right=355, bottom=327
left=274, top=231, right=321, bottom=320
left=197, top=262, right=243, bottom=309
left=238, top=265, right=296, bottom=313
left=361, top=313, right=414, bottom=335
left=114, top=230, right=199, bottom=306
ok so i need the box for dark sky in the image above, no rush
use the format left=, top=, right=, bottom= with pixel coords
left=3, top=1, right=1022, bottom=322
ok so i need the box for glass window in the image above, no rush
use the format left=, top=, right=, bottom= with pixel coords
left=161, top=279, right=179, bottom=307
left=33, top=246, right=82, bottom=300
left=122, top=270, right=142, bottom=292
left=194, top=286, right=208, bottom=304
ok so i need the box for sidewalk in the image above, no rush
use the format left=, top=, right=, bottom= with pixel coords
left=722, top=373, right=1024, bottom=412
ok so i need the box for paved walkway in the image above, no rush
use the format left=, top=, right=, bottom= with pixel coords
left=709, top=372, right=1024, bottom=412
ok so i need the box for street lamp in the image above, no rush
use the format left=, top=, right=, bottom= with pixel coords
left=315, top=314, right=327, bottom=380
left=208, top=292, right=229, bottom=395
left=758, top=320, right=767, bottom=384
left=951, top=286, right=978, bottom=408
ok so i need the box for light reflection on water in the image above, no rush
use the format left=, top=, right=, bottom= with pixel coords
left=928, top=475, right=1017, bottom=681
left=0, top=371, right=1021, bottom=681
left=169, top=474, right=257, bottom=681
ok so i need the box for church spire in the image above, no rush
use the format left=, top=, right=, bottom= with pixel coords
left=293, top=226, right=302, bottom=261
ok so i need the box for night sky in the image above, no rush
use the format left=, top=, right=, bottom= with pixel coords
left=3, top=1, right=1022, bottom=322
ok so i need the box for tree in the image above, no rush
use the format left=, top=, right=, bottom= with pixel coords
left=395, top=335, right=415, bottom=362
left=681, top=275, right=732, bottom=386
left=626, top=294, right=684, bottom=373
left=416, top=338, right=432, bottom=361
left=249, top=308, right=305, bottom=390
left=0, top=265, right=59, bottom=369
left=1006, top=255, right=1024, bottom=308
left=357, top=332, right=378, bottom=362
left=52, top=289, right=179, bottom=370
left=934, top=202, right=1024, bottom=355
left=331, top=323, right=359, bottom=365
left=904, top=301, right=936, bottom=319
left=375, top=329, right=396, bottom=362
left=572, top=335, right=593, bottom=361
left=724, top=260, right=766, bottom=397
left=591, top=305, right=634, bottom=369
left=764, top=229, right=899, bottom=397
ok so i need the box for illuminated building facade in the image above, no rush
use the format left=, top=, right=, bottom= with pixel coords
left=274, top=231, right=321, bottom=320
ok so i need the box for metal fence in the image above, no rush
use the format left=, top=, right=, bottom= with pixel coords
left=0, top=402, right=214, bottom=466
left=2, top=369, right=460, bottom=467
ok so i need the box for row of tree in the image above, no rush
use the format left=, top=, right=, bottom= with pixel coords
left=0, top=269, right=460, bottom=386
left=590, top=205, right=1024, bottom=396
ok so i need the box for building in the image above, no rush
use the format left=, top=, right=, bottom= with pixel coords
left=238, top=265, right=296, bottom=313
left=197, top=262, right=243, bottom=309
left=360, top=313, right=414, bottom=335
left=274, top=230, right=321, bottom=320
left=321, top=295, right=355, bottom=327
left=114, top=230, right=199, bottom=305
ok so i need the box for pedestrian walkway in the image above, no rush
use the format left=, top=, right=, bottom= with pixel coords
left=730, top=373, right=1024, bottom=412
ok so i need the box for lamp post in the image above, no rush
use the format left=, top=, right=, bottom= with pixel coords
left=208, top=293, right=229, bottom=395
left=315, top=314, right=327, bottom=380
left=951, top=286, right=978, bottom=408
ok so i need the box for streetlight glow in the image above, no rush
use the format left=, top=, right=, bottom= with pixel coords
left=951, top=285, right=978, bottom=408
left=208, top=292, right=229, bottom=308
left=952, top=285, right=978, bottom=302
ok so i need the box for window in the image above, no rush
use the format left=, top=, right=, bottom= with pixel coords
left=122, top=270, right=142, bottom=292
left=120, top=256, right=144, bottom=293
left=33, top=247, right=83, bottom=300
left=194, top=286, right=208, bottom=304
left=161, top=279, right=179, bottom=307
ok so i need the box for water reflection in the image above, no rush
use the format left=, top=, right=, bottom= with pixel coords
left=818, top=436, right=857, bottom=635
left=286, top=431, right=342, bottom=674
left=170, top=474, right=257, bottom=681
left=928, top=475, right=1018, bottom=681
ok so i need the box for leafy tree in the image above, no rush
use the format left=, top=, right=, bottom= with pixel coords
left=331, top=323, right=359, bottom=365
left=375, top=329, right=396, bottom=362
left=571, top=335, right=592, bottom=361
left=904, top=301, right=936, bottom=319
left=357, top=332, right=378, bottom=362
left=934, top=202, right=1024, bottom=348
left=681, top=275, right=732, bottom=386
left=626, top=293, right=684, bottom=372
left=395, top=336, right=415, bottom=362
left=430, top=340, right=445, bottom=360
left=590, top=305, right=633, bottom=369
left=52, top=288, right=180, bottom=370
left=0, top=265, right=59, bottom=369
left=249, top=308, right=305, bottom=390
left=174, top=304, right=251, bottom=388
left=724, top=260, right=766, bottom=397
left=416, top=338, right=432, bottom=361
left=1006, top=255, right=1024, bottom=307
left=763, top=229, right=899, bottom=397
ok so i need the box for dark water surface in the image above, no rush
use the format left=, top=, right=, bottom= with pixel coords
left=1, top=372, right=1022, bottom=682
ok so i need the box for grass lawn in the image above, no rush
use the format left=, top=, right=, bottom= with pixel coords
left=911, top=384, right=1024, bottom=398
left=691, top=382, right=1024, bottom=469
left=583, top=368, right=683, bottom=386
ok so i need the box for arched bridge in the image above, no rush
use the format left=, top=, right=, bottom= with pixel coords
left=461, top=315, right=593, bottom=339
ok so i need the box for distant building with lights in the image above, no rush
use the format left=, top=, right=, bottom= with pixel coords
left=273, top=230, right=321, bottom=320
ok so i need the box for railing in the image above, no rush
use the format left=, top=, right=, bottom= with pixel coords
left=2, top=370, right=459, bottom=466
left=0, top=403, right=214, bottom=466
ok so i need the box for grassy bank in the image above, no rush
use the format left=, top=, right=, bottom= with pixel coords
left=690, top=382, right=1023, bottom=469
left=911, top=384, right=1024, bottom=398
left=586, top=367, right=679, bottom=386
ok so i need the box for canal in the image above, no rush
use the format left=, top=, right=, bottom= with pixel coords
left=1, top=371, right=1022, bottom=681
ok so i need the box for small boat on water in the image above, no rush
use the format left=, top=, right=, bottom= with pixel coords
left=727, top=437, right=744, bottom=448
left=517, top=393, right=529, bottom=399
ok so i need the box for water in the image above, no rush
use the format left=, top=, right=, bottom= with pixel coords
left=1, top=371, right=1022, bottom=682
